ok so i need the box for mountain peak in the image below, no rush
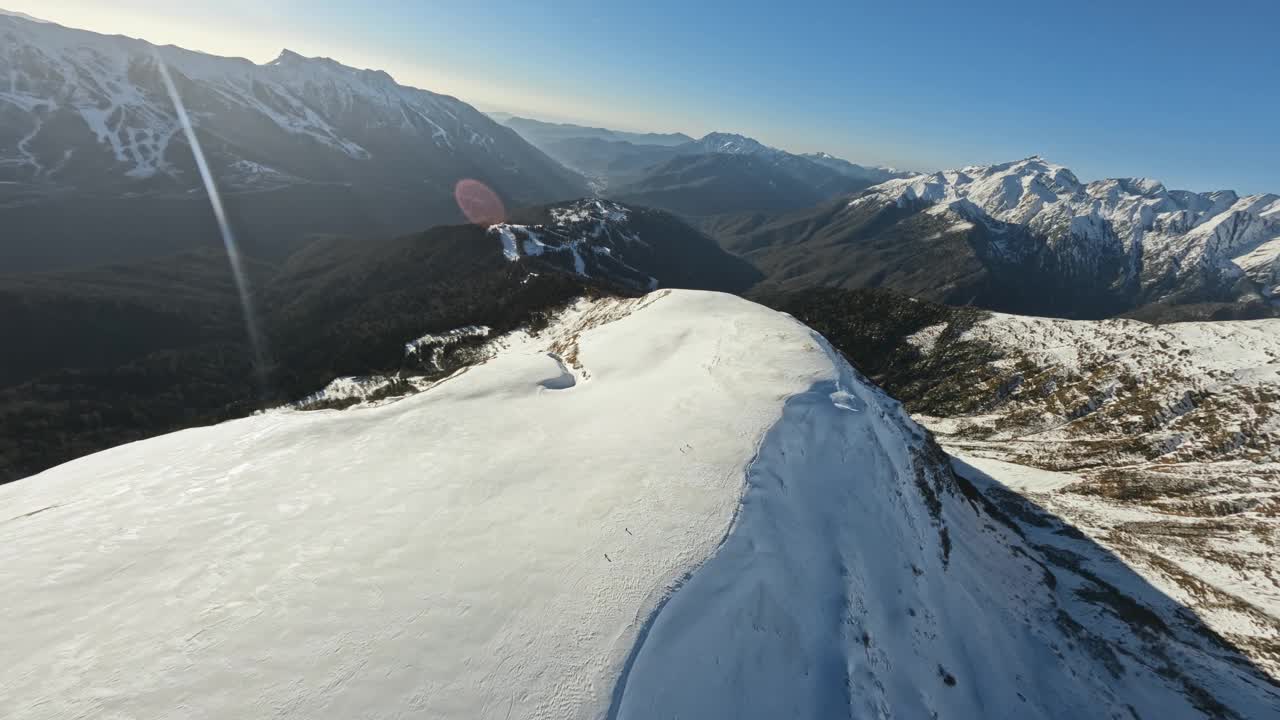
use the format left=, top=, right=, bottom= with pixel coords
left=266, top=49, right=399, bottom=87
left=692, top=132, right=774, bottom=155
left=270, top=49, right=303, bottom=63
left=269, top=49, right=339, bottom=68
left=999, top=155, right=1066, bottom=172
left=0, top=9, right=49, bottom=23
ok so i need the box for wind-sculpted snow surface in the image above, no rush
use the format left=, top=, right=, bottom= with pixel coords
left=0, top=291, right=831, bottom=719
left=1, top=291, right=1275, bottom=718
left=613, top=338, right=1279, bottom=718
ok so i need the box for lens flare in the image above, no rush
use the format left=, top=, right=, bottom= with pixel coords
left=454, top=179, right=506, bottom=226
left=154, top=50, right=268, bottom=391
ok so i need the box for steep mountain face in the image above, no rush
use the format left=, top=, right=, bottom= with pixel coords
left=0, top=198, right=755, bottom=481
left=707, top=194, right=1049, bottom=309
left=3, top=291, right=1275, bottom=719
left=713, top=158, right=1280, bottom=318
left=764, top=287, right=1280, bottom=683
left=868, top=157, right=1280, bottom=305
left=0, top=14, right=586, bottom=270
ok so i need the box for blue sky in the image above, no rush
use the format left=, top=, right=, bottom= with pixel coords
left=14, top=0, right=1280, bottom=193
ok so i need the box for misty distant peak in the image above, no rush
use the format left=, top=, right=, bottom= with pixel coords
left=0, top=9, right=50, bottom=23
left=691, top=132, right=775, bottom=156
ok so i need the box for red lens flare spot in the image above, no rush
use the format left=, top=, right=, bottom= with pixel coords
left=454, top=179, right=507, bottom=226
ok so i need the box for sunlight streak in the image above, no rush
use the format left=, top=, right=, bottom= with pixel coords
left=153, top=49, right=269, bottom=391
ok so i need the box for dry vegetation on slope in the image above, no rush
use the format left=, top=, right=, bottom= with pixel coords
left=763, top=288, right=1280, bottom=679
left=912, top=313, right=1280, bottom=677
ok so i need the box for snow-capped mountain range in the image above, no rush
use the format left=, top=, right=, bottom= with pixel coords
left=3, top=290, right=1275, bottom=718
left=865, top=157, right=1280, bottom=305
left=0, top=12, right=582, bottom=199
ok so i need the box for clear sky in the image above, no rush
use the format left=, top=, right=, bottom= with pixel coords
left=10, top=0, right=1279, bottom=193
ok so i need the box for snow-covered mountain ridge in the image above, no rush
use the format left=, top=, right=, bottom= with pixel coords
left=862, top=157, right=1280, bottom=304
left=2, top=290, right=1274, bottom=718
left=0, top=12, right=582, bottom=199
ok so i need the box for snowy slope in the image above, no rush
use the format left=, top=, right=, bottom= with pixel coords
left=1, top=291, right=1275, bottom=718
left=0, top=292, right=831, bottom=719
left=909, top=310, right=1280, bottom=679
left=860, top=157, right=1280, bottom=304
left=0, top=13, right=582, bottom=199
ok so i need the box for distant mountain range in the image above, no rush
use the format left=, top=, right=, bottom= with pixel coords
left=0, top=13, right=587, bottom=270
left=707, top=157, right=1280, bottom=319
left=499, top=112, right=910, bottom=214
left=610, top=151, right=850, bottom=216
left=802, top=151, right=909, bottom=186
left=498, top=115, right=694, bottom=147
left=609, top=132, right=910, bottom=216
